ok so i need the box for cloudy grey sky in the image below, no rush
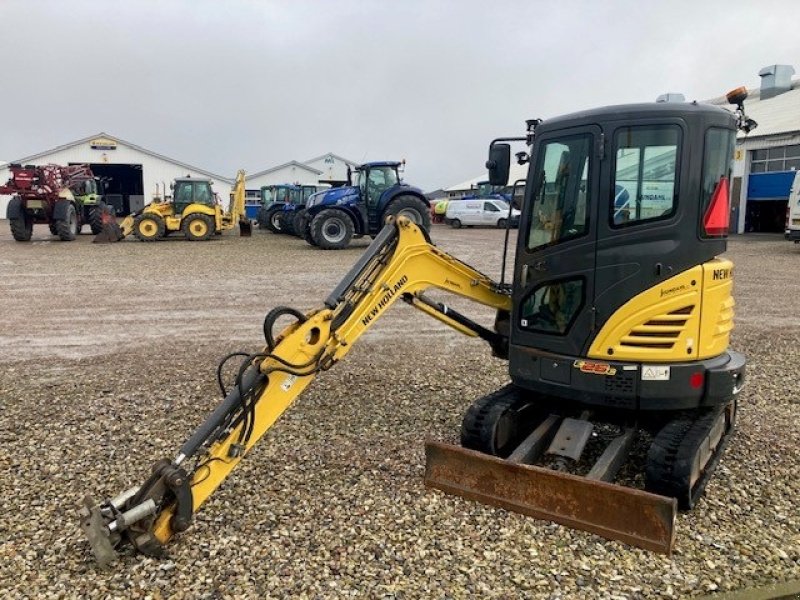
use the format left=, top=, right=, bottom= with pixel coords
left=1, top=0, right=798, bottom=190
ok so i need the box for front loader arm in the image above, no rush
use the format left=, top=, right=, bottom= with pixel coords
left=82, top=217, right=511, bottom=566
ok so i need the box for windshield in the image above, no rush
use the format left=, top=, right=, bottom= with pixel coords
left=494, top=199, right=510, bottom=211
left=261, top=187, right=275, bottom=206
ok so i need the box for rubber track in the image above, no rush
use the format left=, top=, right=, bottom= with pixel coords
left=645, top=404, right=734, bottom=510
left=460, top=384, right=525, bottom=457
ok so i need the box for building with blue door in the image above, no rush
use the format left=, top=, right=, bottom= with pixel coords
left=709, top=65, right=800, bottom=233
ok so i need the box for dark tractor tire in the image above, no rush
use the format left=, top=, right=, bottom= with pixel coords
left=182, top=213, right=215, bottom=241
left=10, top=214, right=33, bottom=242
left=310, top=209, right=354, bottom=250
left=384, top=195, right=431, bottom=231
left=48, top=223, right=58, bottom=236
left=88, top=202, right=108, bottom=235
left=55, top=203, right=79, bottom=241
left=264, top=208, right=283, bottom=233
left=133, top=213, right=166, bottom=242
left=450, top=218, right=462, bottom=229
left=281, top=213, right=297, bottom=236
left=497, top=218, right=507, bottom=229
left=300, top=214, right=317, bottom=246
left=291, top=212, right=306, bottom=238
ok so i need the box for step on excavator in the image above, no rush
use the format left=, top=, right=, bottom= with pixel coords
left=81, top=89, right=754, bottom=566
left=93, top=170, right=251, bottom=242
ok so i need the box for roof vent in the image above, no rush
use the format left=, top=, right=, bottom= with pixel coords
left=758, top=64, right=795, bottom=100
left=656, top=93, right=686, bottom=103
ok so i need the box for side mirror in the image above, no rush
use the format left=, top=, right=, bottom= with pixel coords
left=347, top=165, right=352, bottom=186
left=169, top=182, right=174, bottom=191
left=486, top=143, right=511, bottom=186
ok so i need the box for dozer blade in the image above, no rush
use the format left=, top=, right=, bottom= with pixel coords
left=424, top=441, right=677, bottom=554
left=239, top=219, right=252, bottom=237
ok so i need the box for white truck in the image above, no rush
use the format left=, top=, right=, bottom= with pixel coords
left=784, top=171, right=800, bottom=242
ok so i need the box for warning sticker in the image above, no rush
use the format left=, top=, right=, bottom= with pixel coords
left=642, top=366, right=670, bottom=381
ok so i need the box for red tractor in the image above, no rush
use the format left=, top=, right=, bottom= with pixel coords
left=1, top=163, right=106, bottom=242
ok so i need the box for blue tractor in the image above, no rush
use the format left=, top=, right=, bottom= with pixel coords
left=298, top=161, right=430, bottom=249
left=278, top=184, right=327, bottom=236
left=257, top=184, right=302, bottom=233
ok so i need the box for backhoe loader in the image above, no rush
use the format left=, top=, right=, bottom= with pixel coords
left=94, top=170, right=251, bottom=242
left=81, top=89, right=753, bottom=565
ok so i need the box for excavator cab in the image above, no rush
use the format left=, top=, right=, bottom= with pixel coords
left=490, top=103, right=739, bottom=412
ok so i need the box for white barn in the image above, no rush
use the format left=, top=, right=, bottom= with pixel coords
left=0, top=133, right=233, bottom=217
left=303, top=153, right=360, bottom=187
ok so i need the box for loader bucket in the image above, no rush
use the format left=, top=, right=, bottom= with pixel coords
left=424, top=441, right=677, bottom=554
left=239, top=219, right=252, bottom=237
left=92, top=209, right=124, bottom=243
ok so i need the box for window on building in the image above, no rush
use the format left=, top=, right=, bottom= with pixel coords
left=750, top=145, right=800, bottom=173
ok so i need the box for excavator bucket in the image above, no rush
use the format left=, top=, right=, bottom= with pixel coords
left=424, top=441, right=677, bottom=554
left=239, top=218, right=252, bottom=237
left=92, top=208, right=125, bottom=243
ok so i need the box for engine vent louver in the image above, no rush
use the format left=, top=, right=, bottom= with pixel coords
left=619, top=305, right=694, bottom=350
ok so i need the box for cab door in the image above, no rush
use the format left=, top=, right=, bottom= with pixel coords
left=510, top=125, right=600, bottom=358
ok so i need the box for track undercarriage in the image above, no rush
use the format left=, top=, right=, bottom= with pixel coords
left=424, top=384, right=737, bottom=554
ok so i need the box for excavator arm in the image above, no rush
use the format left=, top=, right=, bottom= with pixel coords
left=81, top=216, right=511, bottom=566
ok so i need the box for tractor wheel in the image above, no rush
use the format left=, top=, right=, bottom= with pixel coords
left=133, top=213, right=165, bottom=242
left=300, top=214, right=317, bottom=246
left=384, top=195, right=431, bottom=231
left=310, top=209, right=354, bottom=250
left=48, top=223, right=58, bottom=236
left=264, top=208, right=283, bottom=233
left=291, top=212, right=306, bottom=238
left=55, top=204, right=78, bottom=241
left=9, top=214, right=33, bottom=242
left=182, top=213, right=215, bottom=241
left=282, top=213, right=297, bottom=236
left=450, top=218, right=462, bottom=229
left=89, top=202, right=108, bottom=235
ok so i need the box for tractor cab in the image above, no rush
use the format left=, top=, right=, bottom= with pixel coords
left=351, top=162, right=402, bottom=209
left=261, top=184, right=301, bottom=209
left=464, top=180, right=511, bottom=202
left=172, top=178, right=216, bottom=214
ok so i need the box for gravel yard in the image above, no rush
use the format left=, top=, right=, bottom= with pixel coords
left=0, top=222, right=798, bottom=599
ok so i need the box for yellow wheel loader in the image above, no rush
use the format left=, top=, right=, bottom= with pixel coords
left=81, top=89, right=755, bottom=565
left=93, top=170, right=251, bottom=242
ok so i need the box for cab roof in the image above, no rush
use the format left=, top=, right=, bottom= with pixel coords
left=537, top=101, right=736, bottom=133
left=357, top=161, right=401, bottom=169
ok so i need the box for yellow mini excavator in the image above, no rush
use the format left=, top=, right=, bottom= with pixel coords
left=82, top=89, right=754, bottom=565
left=93, top=169, right=251, bottom=242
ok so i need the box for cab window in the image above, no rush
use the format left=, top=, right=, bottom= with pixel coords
left=527, top=134, right=591, bottom=251
left=700, top=127, right=735, bottom=238
left=612, top=125, right=680, bottom=227
left=520, top=278, right=585, bottom=335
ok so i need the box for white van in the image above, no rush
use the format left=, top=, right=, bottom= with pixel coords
left=445, top=199, right=521, bottom=229
left=784, top=171, right=800, bottom=242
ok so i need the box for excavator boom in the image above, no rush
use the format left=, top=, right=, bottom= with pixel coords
left=81, top=217, right=511, bottom=565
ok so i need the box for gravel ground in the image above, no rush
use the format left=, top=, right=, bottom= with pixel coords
left=0, top=222, right=798, bottom=599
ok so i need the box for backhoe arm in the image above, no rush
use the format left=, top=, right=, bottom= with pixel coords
left=81, top=217, right=511, bottom=566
